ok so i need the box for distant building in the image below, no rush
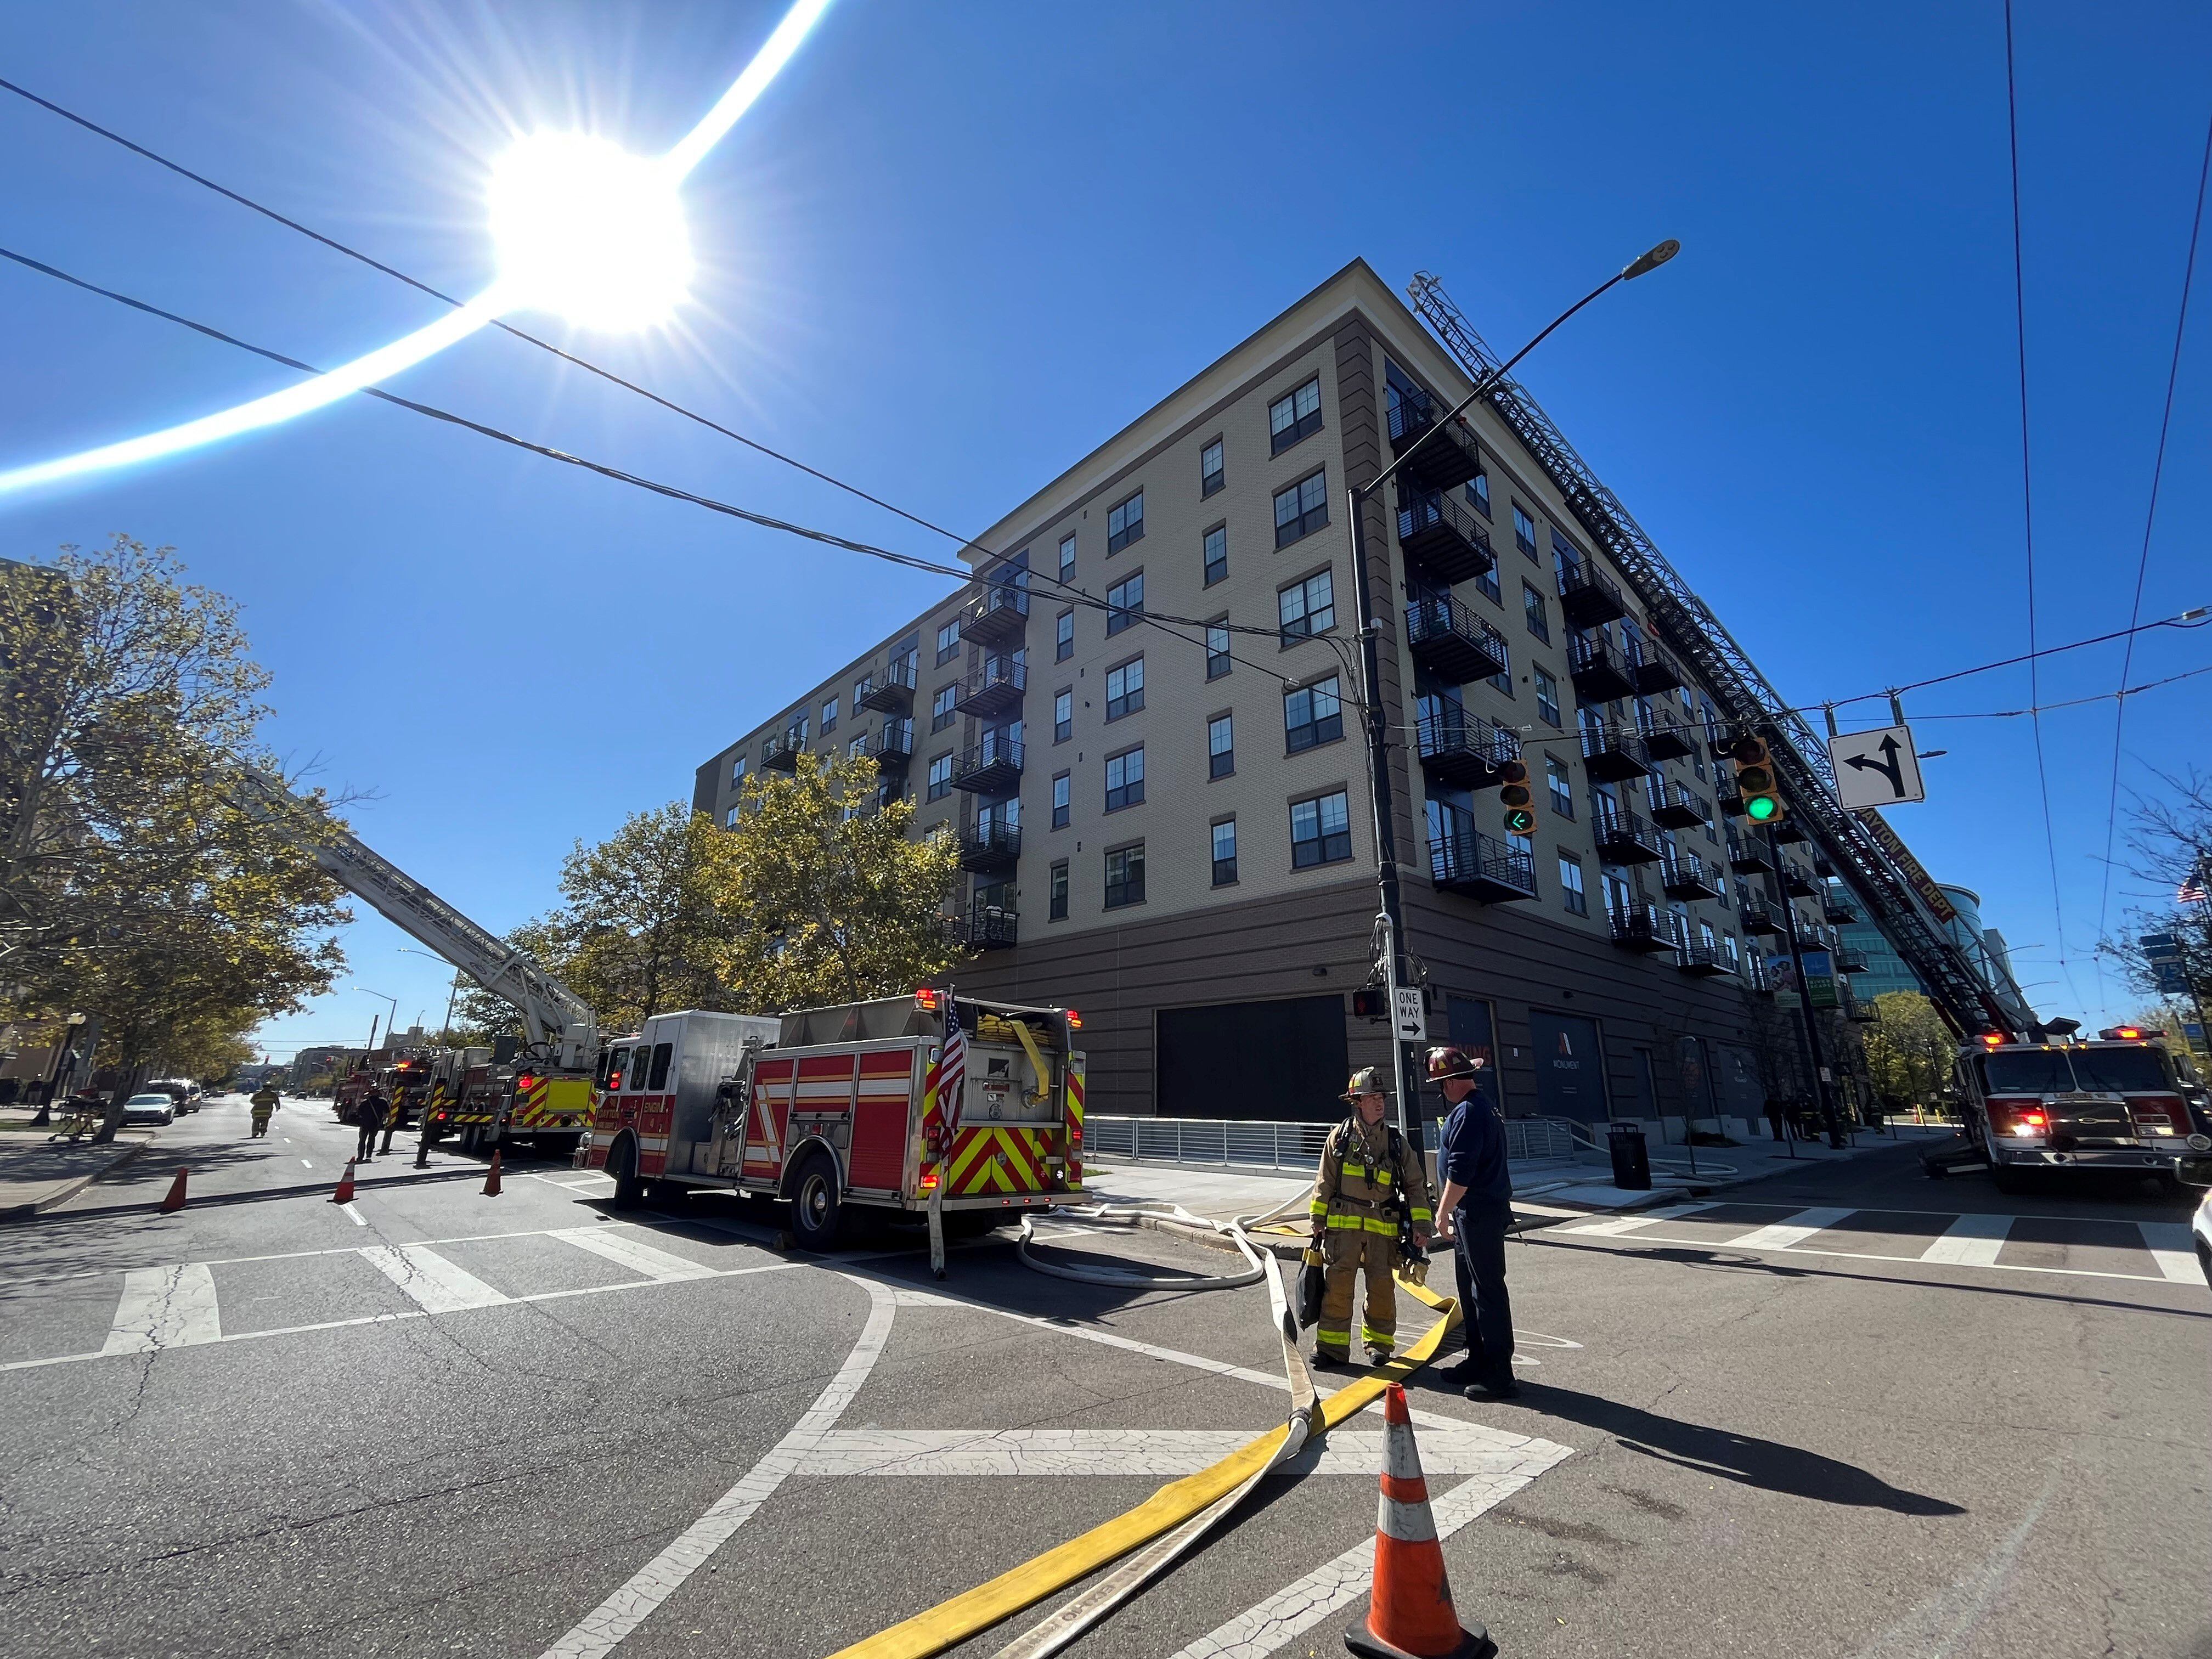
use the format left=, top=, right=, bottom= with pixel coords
left=1841, top=883, right=2032, bottom=1027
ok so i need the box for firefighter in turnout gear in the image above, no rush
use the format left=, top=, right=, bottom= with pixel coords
left=1307, top=1067, right=1434, bottom=1368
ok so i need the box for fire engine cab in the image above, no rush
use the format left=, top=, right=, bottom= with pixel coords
left=1955, top=1027, right=2212, bottom=1192
left=579, top=991, right=1087, bottom=1250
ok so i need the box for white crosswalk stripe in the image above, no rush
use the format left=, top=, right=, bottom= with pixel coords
left=2138, top=1222, right=2202, bottom=1284
left=102, top=1264, right=222, bottom=1355
left=360, top=1244, right=511, bottom=1313
left=1559, top=1202, right=1714, bottom=1236
left=1918, top=1212, right=2012, bottom=1266
left=1723, top=1206, right=1855, bottom=1250
left=551, top=1226, right=719, bottom=1282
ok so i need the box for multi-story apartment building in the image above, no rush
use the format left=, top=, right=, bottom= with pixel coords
left=694, top=260, right=1885, bottom=1136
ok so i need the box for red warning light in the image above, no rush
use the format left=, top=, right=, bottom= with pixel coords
left=915, top=988, right=941, bottom=1012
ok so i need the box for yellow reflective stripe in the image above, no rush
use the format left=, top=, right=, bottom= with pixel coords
left=1340, top=1162, right=1368, bottom=1179
left=1409, top=1207, right=1433, bottom=1223
left=1325, top=1214, right=1365, bottom=1231
left=1363, top=1216, right=1397, bottom=1235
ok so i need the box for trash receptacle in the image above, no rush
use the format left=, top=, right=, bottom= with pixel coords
left=1607, top=1121, right=1651, bottom=1190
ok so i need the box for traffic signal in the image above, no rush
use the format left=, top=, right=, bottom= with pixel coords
left=1498, top=758, right=1538, bottom=837
left=1351, top=988, right=1387, bottom=1020
left=1729, top=735, right=1785, bottom=825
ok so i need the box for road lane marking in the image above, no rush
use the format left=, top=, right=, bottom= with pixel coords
left=1919, top=1212, right=2011, bottom=1266
left=101, top=1264, right=221, bottom=1355
left=360, top=1244, right=512, bottom=1313
left=792, top=1425, right=1541, bottom=1478
left=539, top=1276, right=897, bottom=1659
left=552, top=1226, right=718, bottom=1282
left=1556, top=1202, right=1715, bottom=1237
left=2139, top=1222, right=2201, bottom=1284
left=340, top=1204, right=366, bottom=1227
left=1572, top=1229, right=2183, bottom=1284
left=300, top=1159, right=313, bottom=1170
left=1724, top=1206, right=1855, bottom=1250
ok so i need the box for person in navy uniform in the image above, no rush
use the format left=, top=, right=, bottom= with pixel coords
left=1428, top=1046, right=1518, bottom=1400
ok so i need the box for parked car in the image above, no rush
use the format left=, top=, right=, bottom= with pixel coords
left=120, top=1093, right=176, bottom=1126
left=2182, top=1154, right=2212, bottom=1286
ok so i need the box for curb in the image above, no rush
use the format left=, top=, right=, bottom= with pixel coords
left=0, top=1135, right=153, bottom=1223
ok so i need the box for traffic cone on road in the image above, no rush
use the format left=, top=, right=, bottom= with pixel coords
left=482, top=1149, right=503, bottom=1198
left=1343, top=1383, right=1494, bottom=1659
left=157, top=1167, right=188, bottom=1214
left=330, top=1158, right=357, bottom=1205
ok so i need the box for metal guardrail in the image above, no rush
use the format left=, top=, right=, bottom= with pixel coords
left=1084, top=1114, right=1580, bottom=1170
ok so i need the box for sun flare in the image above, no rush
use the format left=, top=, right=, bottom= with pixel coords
left=488, top=133, right=693, bottom=331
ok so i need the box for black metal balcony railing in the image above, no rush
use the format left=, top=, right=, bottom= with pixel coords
left=1771, top=815, right=1809, bottom=845
left=951, top=907, right=1018, bottom=951
left=1404, top=593, right=1510, bottom=685
left=957, top=821, right=1022, bottom=873
left=1396, top=489, right=1497, bottom=586
left=1781, top=862, right=1818, bottom=897
left=760, top=733, right=802, bottom=772
left=1567, top=631, right=1634, bottom=703
left=1638, top=711, right=1694, bottom=761
left=856, top=659, right=917, bottom=713
left=1661, top=851, right=1722, bottom=900
left=1738, top=891, right=1785, bottom=936
left=1579, top=723, right=1651, bottom=783
left=1429, top=828, right=1537, bottom=902
left=964, top=582, right=1030, bottom=646
left=1592, top=807, right=1662, bottom=865
left=1386, top=388, right=1481, bottom=492
left=1609, top=902, right=1680, bottom=955
left=1836, top=947, right=1871, bottom=974
left=956, top=657, right=1026, bottom=719
left=1822, top=889, right=1861, bottom=924
left=1725, top=831, right=1770, bottom=873
left=1627, top=640, right=1684, bottom=696
left=1416, top=704, right=1519, bottom=789
left=1556, top=560, right=1627, bottom=627
left=1678, top=941, right=1733, bottom=977
left=1647, top=780, right=1711, bottom=830
left=951, top=736, right=1024, bottom=794
left=873, top=721, right=913, bottom=765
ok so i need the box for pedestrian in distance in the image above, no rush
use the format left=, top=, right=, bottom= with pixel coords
left=354, top=1089, right=389, bottom=1163
left=1305, top=1068, right=1434, bottom=1370
left=1428, top=1046, right=1519, bottom=1401
left=248, top=1085, right=280, bottom=1138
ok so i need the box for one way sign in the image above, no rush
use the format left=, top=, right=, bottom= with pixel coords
left=1828, top=724, right=1926, bottom=809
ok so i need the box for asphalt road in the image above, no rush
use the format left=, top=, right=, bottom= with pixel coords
left=2, top=1096, right=2205, bottom=1659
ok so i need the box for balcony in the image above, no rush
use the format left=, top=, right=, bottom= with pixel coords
left=1609, top=902, right=1680, bottom=955
left=1579, top=723, right=1651, bottom=783
left=957, top=821, right=1022, bottom=874
left=956, top=657, right=1026, bottom=720
left=952, top=907, right=1018, bottom=951
left=1648, top=780, right=1711, bottom=830
left=1396, top=489, right=1497, bottom=586
left=1429, top=828, right=1537, bottom=902
left=1567, top=632, right=1634, bottom=703
left=1813, top=854, right=1838, bottom=879
left=1678, top=941, right=1733, bottom=977
left=1405, top=593, right=1510, bottom=684
left=1822, top=889, right=1860, bottom=924
left=1846, top=993, right=1878, bottom=1023
left=1592, top=807, right=1662, bottom=866
left=1557, top=561, right=1627, bottom=628
left=1836, top=947, right=1871, bottom=975
left=873, top=721, right=913, bottom=768
left=1725, top=832, right=1770, bottom=873
left=1638, top=710, right=1694, bottom=761
left=1417, top=703, right=1518, bottom=790
left=856, top=659, right=917, bottom=713
left=1739, top=893, right=1785, bottom=936
left=1716, top=780, right=1747, bottom=817
left=1627, top=640, right=1684, bottom=696
left=1770, top=816, right=1809, bottom=845
left=951, top=736, right=1024, bottom=795
left=964, top=582, right=1030, bottom=648
left=1780, top=862, right=1818, bottom=898
left=1661, top=851, right=1722, bottom=901
left=760, top=733, right=802, bottom=773
left=1386, top=388, right=1481, bottom=492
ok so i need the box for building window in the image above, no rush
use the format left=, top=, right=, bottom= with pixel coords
left=1105, top=746, right=1145, bottom=811
left=1106, top=657, right=1144, bottom=720
left=1534, top=666, right=1562, bottom=726
left=1206, top=619, right=1232, bottom=680
left=725, top=805, right=741, bottom=828
left=1513, top=504, right=1537, bottom=557
left=1052, top=770, right=1070, bottom=828
left=926, top=754, right=953, bottom=801
left=1290, top=789, right=1353, bottom=868
left=1059, top=533, right=1076, bottom=582
left=849, top=735, right=868, bottom=760
left=936, top=619, right=961, bottom=665
left=1209, top=713, right=1234, bottom=779
left=1211, top=819, right=1238, bottom=885
left=1470, top=560, right=1501, bottom=605
left=1273, top=469, right=1330, bottom=548
left=1203, top=523, right=1228, bottom=586
left=1106, top=571, right=1143, bottom=635
left=1724, top=932, right=1740, bottom=967
left=1559, top=854, right=1588, bottom=915
left=1278, top=568, right=1335, bottom=642
left=1049, top=860, right=1069, bottom=920
left=1268, top=376, right=1323, bottom=453
left=1284, top=676, right=1344, bottom=753
left=932, top=684, right=958, bottom=732
left=1201, top=437, right=1224, bottom=497
left=1522, top=580, right=1549, bottom=642
left=1056, top=608, right=1075, bottom=661
left=1108, top=489, right=1145, bottom=554
left=731, top=755, right=748, bottom=786
left=821, top=697, right=838, bottom=735
left=1054, top=689, right=1073, bottom=743
left=1545, top=755, right=1575, bottom=817
left=1105, top=843, right=1146, bottom=909
left=1467, top=468, right=1491, bottom=517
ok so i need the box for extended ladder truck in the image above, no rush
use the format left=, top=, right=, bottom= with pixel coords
left=229, top=768, right=600, bottom=1157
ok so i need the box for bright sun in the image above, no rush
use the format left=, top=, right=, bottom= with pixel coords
left=489, top=133, right=693, bottom=331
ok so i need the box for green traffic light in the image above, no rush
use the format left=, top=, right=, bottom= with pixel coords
left=1746, top=795, right=1779, bottom=821
left=1504, top=808, right=1536, bottom=835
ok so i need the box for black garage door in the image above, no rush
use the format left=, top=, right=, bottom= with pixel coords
left=1156, top=995, right=1350, bottom=1121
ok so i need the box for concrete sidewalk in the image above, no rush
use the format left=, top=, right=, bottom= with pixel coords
left=0, top=1126, right=156, bottom=1221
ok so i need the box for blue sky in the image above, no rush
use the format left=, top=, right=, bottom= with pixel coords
left=2, top=1, right=2207, bottom=1054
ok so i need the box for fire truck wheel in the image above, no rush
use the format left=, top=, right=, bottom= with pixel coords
left=787, top=1150, right=846, bottom=1250
left=607, top=1136, right=644, bottom=1209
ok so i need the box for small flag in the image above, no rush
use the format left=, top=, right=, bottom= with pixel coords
left=2179, top=860, right=2209, bottom=905
left=936, top=992, right=968, bottom=1140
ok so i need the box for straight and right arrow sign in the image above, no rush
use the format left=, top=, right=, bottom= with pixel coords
left=1827, top=724, right=1927, bottom=809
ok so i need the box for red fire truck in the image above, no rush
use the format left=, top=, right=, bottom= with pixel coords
left=578, top=991, right=1087, bottom=1248
left=417, top=1046, right=595, bottom=1156
left=1953, top=1026, right=2212, bottom=1192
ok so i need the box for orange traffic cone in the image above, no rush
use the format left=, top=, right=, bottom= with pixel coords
left=482, top=1148, right=503, bottom=1198
left=1344, top=1384, right=1494, bottom=1659
left=157, top=1167, right=188, bottom=1214
left=330, top=1158, right=357, bottom=1205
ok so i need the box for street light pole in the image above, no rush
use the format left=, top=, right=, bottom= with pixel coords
left=1345, top=240, right=1679, bottom=1146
